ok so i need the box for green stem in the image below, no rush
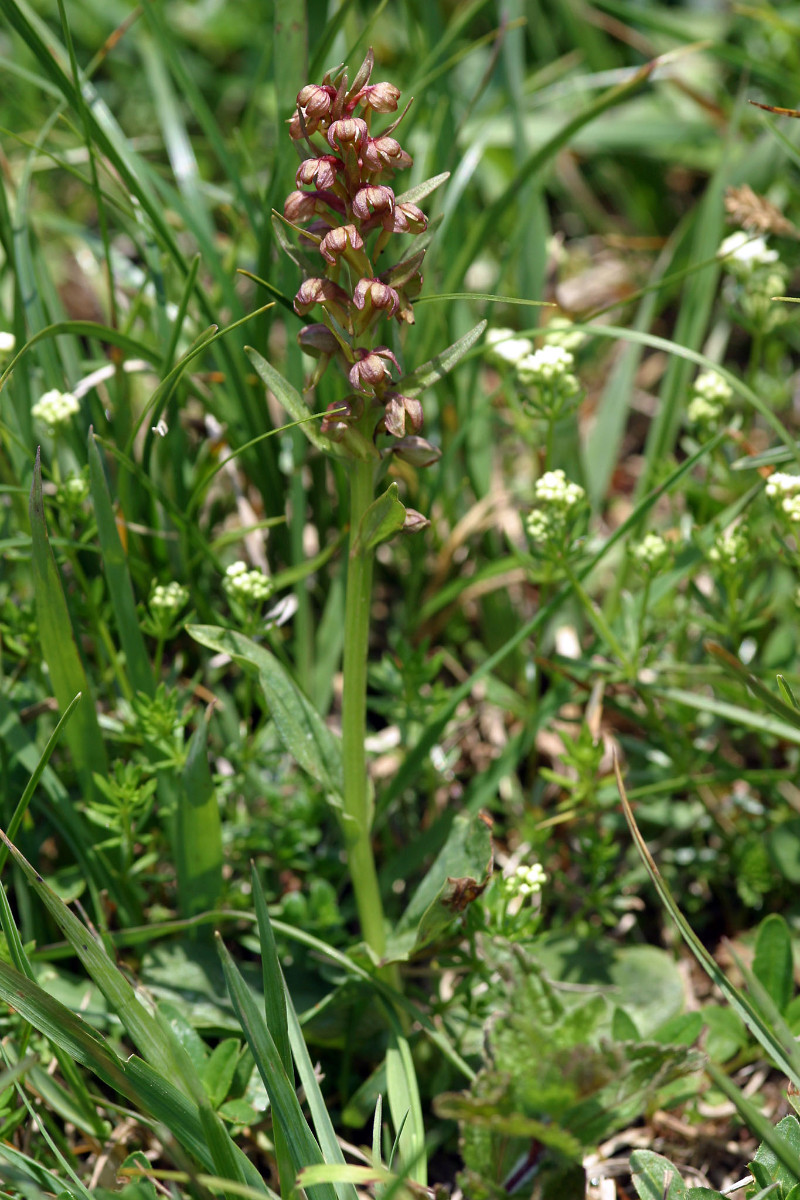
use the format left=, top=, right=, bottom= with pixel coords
left=562, top=557, right=631, bottom=673
left=341, top=456, right=389, bottom=965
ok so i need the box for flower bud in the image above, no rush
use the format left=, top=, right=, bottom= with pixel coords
left=296, top=155, right=340, bottom=191
left=392, top=201, right=427, bottom=234
left=297, top=83, right=337, bottom=120
left=327, top=117, right=369, bottom=154
left=352, top=81, right=401, bottom=113
left=352, top=184, right=395, bottom=228
left=320, top=223, right=365, bottom=265
left=402, top=508, right=430, bottom=533
left=363, top=135, right=413, bottom=174
left=382, top=391, right=423, bottom=437
left=390, top=436, right=441, bottom=467
left=297, top=324, right=341, bottom=357
left=353, top=277, right=400, bottom=318
left=294, top=278, right=351, bottom=324
left=348, top=346, right=400, bottom=392
left=283, top=190, right=322, bottom=223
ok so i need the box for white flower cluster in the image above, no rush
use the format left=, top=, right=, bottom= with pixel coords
left=485, top=327, right=534, bottom=367
left=32, top=388, right=80, bottom=430
left=151, top=581, right=189, bottom=614
left=504, top=862, right=547, bottom=898
left=542, top=318, right=584, bottom=351
left=687, top=370, right=733, bottom=432
left=517, top=344, right=577, bottom=387
left=766, top=472, right=800, bottom=523
left=526, top=470, right=585, bottom=547
left=60, top=473, right=90, bottom=505
left=0, top=332, right=15, bottom=354
left=719, top=231, right=779, bottom=278
left=708, top=527, right=749, bottom=566
left=633, top=532, right=671, bottom=571
left=224, top=561, right=273, bottom=603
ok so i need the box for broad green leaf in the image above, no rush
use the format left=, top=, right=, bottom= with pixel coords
left=177, top=717, right=223, bottom=920
left=88, top=432, right=154, bottom=699
left=387, top=814, right=492, bottom=961
left=754, top=914, right=794, bottom=1016
left=188, top=625, right=343, bottom=799
left=201, top=1039, right=240, bottom=1110
left=398, top=320, right=487, bottom=398
left=352, top=483, right=406, bottom=555
left=629, top=1150, right=689, bottom=1199
left=246, top=346, right=336, bottom=453
left=28, top=450, right=107, bottom=790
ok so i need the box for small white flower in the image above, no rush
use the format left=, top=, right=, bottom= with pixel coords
left=633, top=532, right=671, bottom=570
left=505, top=862, right=547, bottom=898
left=765, top=472, right=800, bottom=499
left=61, top=473, right=89, bottom=504
left=692, top=370, right=732, bottom=404
left=151, top=418, right=168, bottom=437
left=533, top=469, right=584, bottom=509
left=31, top=388, right=80, bottom=430
left=719, top=230, right=779, bottom=276
left=0, top=332, right=16, bottom=354
left=224, top=561, right=273, bottom=603
left=151, top=581, right=189, bottom=614
left=543, top=318, right=585, bottom=351
left=517, top=344, right=576, bottom=385
left=687, top=395, right=723, bottom=430
left=709, top=527, right=749, bottom=565
left=485, top=327, right=534, bottom=367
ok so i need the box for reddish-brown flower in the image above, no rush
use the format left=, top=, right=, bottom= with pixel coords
left=294, top=278, right=351, bottom=326
left=297, top=83, right=337, bottom=119
left=327, top=117, right=369, bottom=154
left=352, top=82, right=401, bottom=113
left=352, top=184, right=395, bottom=228
left=353, top=277, right=400, bottom=318
left=319, top=224, right=365, bottom=265
left=363, top=136, right=413, bottom=175
left=348, top=346, right=400, bottom=392
left=296, top=155, right=341, bottom=191
left=381, top=391, right=423, bottom=437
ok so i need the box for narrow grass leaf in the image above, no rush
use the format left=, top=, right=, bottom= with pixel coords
left=385, top=1025, right=426, bottom=1187
left=188, top=626, right=343, bottom=798
left=88, top=432, right=154, bottom=699
left=707, top=1066, right=800, bottom=1184
left=29, top=449, right=108, bottom=789
left=176, top=716, right=223, bottom=920
left=246, top=347, right=335, bottom=453
left=0, top=829, right=181, bottom=1084
left=398, top=320, right=487, bottom=397
left=616, top=759, right=800, bottom=1086
left=216, top=933, right=337, bottom=1200
left=705, top=642, right=800, bottom=732
left=0, top=691, right=80, bottom=875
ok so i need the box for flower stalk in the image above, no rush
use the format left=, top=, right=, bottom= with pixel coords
left=279, top=49, right=443, bottom=968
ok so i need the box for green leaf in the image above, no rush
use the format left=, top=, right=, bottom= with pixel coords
left=352, top=483, right=406, bottom=555
left=754, top=914, right=794, bottom=1016
left=87, top=432, right=154, bottom=699
left=747, top=1113, right=800, bottom=1193
left=394, top=171, right=450, bottom=207
left=702, top=1006, right=747, bottom=1064
left=176, top=717, right=223, bottom=920
left=201, top=1039, right=240, bottom=1110
left=187, top=625, right=343, bottom=800
left=629, top=1149, right=688, bottom=1199
left=216, top=934, right=338, bottom=1200
left=28, top=449, right=108, bottom=791
left=398, top=320, right=487, bottom=397
left=387, top=814, right=493, bottom=960
left=246, top=346, right=337, bottom=453
left=611, top=1006, right=639, bottom=1042
left=386, top=1024, right=426, bottom=1186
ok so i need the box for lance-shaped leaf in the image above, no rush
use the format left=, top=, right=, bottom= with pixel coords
left=395, top=171, right=450, bottom=207
left=246, top=346, right=337, bottom=453
left=29, top=449, right=108, bottom=790
left=352, top=483, right=406, bottom=555
left=397, top=320, right=487, bottom=398
left=188, top=626, right=343, bottom=800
